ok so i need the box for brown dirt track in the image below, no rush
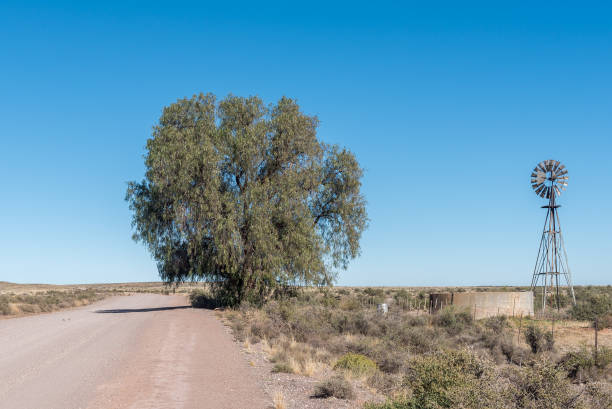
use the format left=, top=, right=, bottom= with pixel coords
left=0, top=294, right=270, bottom=409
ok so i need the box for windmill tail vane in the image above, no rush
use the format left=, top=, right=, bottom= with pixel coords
left=530, top=159, right=576, bottom=311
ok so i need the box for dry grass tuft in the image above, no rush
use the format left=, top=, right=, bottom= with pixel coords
left=272, top=391, right=286, bottom=409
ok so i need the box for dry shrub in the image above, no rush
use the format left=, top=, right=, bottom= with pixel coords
left=272, top=391, right=286, bottom=409
left=272, top=361, right=296, bottom=374
left=374, top=348, right=406, bottom=374
left=498, top=340, right=530, bottom=366
left=597, top=314, right=612, bottom=330
left=560, top=346, right=612, bottom=383
left=367, top=370, right=401, bottom=394
left=396, top=326, right=438, bottom=354
left=0, top=295, right=10, bottom=315
left=484, top=315, right=509, bottom=333
left=0, top=290, right=104, bottom=315
left=313, top=376, right=354, bottom=400
left=524, top=324, right=554, bottom=354
left=506, top=358, right=582, bottom=408
left=433, top=306, right=473, bottom=335
left=583, top=382, right=612, bottom=409
left=340, top=296, right=361, bottom=311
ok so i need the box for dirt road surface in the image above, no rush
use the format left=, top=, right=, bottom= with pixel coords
left=0, top=294, right=270, bottom=409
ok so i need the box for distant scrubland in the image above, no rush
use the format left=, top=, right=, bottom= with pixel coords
left=0, top=281, right=202, bottom=317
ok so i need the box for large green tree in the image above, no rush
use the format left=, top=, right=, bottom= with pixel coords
left=127, top=93, right=367, bottom=305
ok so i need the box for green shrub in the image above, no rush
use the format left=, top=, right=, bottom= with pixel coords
left=433, top=306, right=473, bottom=335
left=334, top=353, right=377, bottom=377
left=560, top=346, right=612, bottom=381
left=405, top=349, right=484, bottom=408
left=524, top=324, right=554, bottom=354
left=364, top=288, right=384, bottom=297
left=570, top=292, right=612, bottom=322
left=365, top=350, right=503, bottom=409
left=272, top=362, right=294, bottom=373
left=313, top=376, right=354, bottom=399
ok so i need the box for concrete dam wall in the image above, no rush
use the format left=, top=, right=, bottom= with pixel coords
left=429, top=291, right=533, bottom=319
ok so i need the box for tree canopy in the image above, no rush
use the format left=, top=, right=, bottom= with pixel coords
left=126, top=93, right=367, bottom=305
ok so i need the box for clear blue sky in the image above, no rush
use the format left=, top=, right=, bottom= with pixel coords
left=1, top=1, right=610, bottom=286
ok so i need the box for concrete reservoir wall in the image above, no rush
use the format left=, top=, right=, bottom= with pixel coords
left=429, top=291, right=533, bottom=319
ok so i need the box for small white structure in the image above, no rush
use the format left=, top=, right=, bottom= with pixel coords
left=377, top=303, right=388, bottom=315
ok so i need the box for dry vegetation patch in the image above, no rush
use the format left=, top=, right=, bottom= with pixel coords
left=211, top=285, right=612, bottom=408
left=0, top=281, right=207, bottom=317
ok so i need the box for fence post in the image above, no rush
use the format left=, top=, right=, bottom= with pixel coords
left=552, top=314, right=555, bottom=340
left=518, top=313, right=523, bottom=345
left=595, top=318, right=599, bottom=361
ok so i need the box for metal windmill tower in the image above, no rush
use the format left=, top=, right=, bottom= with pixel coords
left=530, top=160, right=576, bottom=311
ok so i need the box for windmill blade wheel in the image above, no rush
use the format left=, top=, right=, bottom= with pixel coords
left=531, top=160, right=568, bottom=199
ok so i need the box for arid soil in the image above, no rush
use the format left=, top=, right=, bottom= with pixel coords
left=0, top=294, right=270, bottom=409
left=236, top=339, right=383, bottom=409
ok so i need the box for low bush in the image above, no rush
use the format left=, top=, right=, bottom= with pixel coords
left=583, top=382, right=612, bottom=408
left=506, top=359, right=580, bottom=408
left=396, top=325, right=438, bottom=354
left=403, top=349, right=499, bottom=408
left=189, top=289, right=221, bottom=309
left=433, top=306, right=473, bottom=335
left=313, top=376, right=354, bottom=399
left=334, top=352, right=377, bottom=377
left=366, top=371, right=400, bottom=394
left=560, top=346, right=612, bottom=382
left=272, top=362, right=295, bottom=374
left=524, top=324, right=554, bottom=354
left=0, top=296, right=10, bottom=315
left=365, top=349, right=505, bottom=409
left=570, top=292, right=612, bottom=322
left=596, top=314, right=612, bottom=330
left=484, top=315, right=509, bottom=333
left=364, top=399, right=412, bottom=409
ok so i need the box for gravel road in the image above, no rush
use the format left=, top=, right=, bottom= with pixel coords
left=0, top=294, right=270, bottom=409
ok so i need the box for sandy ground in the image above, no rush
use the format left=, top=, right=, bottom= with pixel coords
left=0, top=294, right=270, bottom=409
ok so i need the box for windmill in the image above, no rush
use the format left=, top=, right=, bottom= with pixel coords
left=530, top=159, right=576, bottom=311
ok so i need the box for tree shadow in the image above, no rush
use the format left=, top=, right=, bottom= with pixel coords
left=94, top=306, right=192, bottom=314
